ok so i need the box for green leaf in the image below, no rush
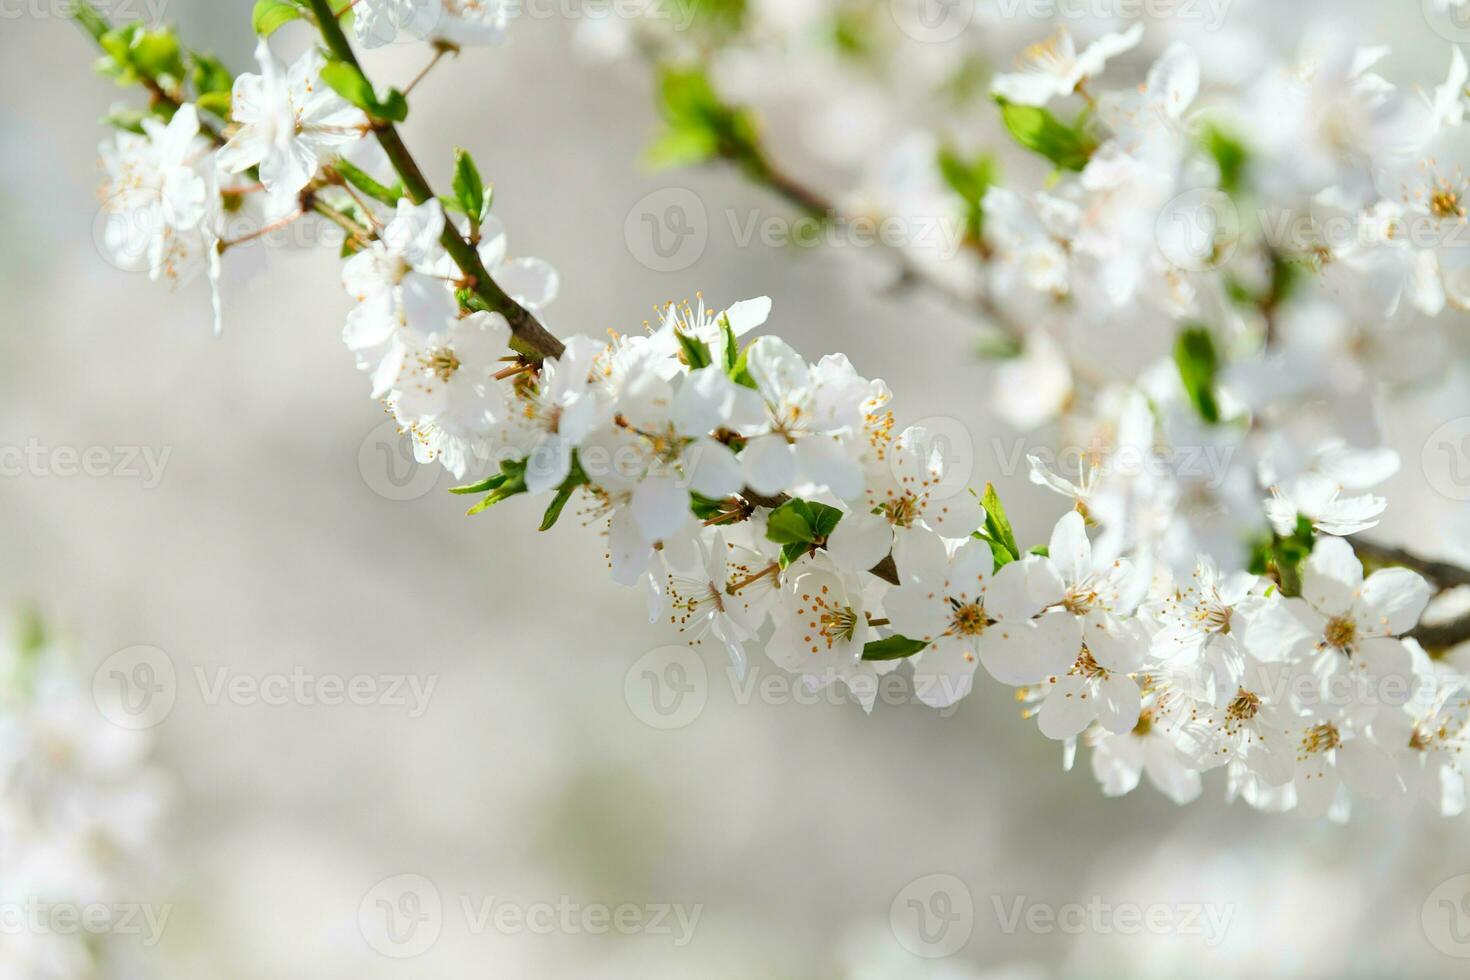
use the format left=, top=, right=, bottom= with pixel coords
left=252, top=0, right=301, bottom=37
left=779, top=541, right=811, bottom=568
left=333, top=158, right=400, bottom=205
left=540, top=483, right=577, bottom=531
left=1202, top=124, right=1248, bottom=196
left=806, top=501, right=843, bottom=541
left=1174, top=326, right=1221, bottom=425
left=196, top=90, right=232, bottom=119
left=321, top=60, right=408, bottom=122
left=70, top=1, right=110, bottom=41
left=648, top=65, right=763, bottom=174
left=937, top=146, right=998, bottom=242
left=452, top=148, right=486, bottom=222
left=1029, top=545, right=1050, bottom=557
left=130, top=28, right=185, bottom=81
left=994, top=97, right=1095, bottom=172
left=861, top=635, right=930, bottom=661
left=719, top=314, right=740, bottom=373
left=644, top=126, right=720, bottom=170
left=689, top=492, right=729, bottom=521
left=728, top=343, right=757, bottom=389
left=765, top=500, right=816, bottom=545
left=190, top=51, right=234, bottom=95
left=450, top=472, right=511, bottom=495
left=979, top=483, right=1020, bottom=570
left=675, top=330, right=713, bottom=370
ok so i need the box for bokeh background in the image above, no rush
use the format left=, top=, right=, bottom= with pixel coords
left=4, top=1, right=1470, bottom=976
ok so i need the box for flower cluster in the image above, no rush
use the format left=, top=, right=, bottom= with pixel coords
left=0, top=619, right=167, bottom=978
left=78, top=2, right=1470, bottom=819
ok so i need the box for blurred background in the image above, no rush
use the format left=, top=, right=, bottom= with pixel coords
left=3, top=1, right=1470, bottom=977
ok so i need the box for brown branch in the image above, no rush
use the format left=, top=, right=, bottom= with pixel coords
left=306, top=0, right=564, bottom=362
left=1353, top=539, right=1470, bottom=654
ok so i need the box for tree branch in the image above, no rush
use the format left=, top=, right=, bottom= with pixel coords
left=304, top=0, right=564, bottom=361
left=1353, top=539, right=1470, bottom=654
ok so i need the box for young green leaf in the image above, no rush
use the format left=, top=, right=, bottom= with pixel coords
left=321, top=60, right=408, bottom=122
left=452, top=148, right=486, bottom=221
left=333, top=158, right=401, bottom=205
left=937, top=146, right=999, bottom=242
left=994, top=97, right=1095, bottom=172
left=765, top=499, right=816, bottom=545
left=861, top=635, right=930, bottom=661
left=252, top=0, right=301, bottom=37
left=1174, top=326, right=1221, bottom=425
left=979, top=483, right=1020, bottom=569
left=675, top=330, right=713, bottom=370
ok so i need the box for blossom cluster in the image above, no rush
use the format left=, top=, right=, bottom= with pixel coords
left=81, top=1, right=1470, bottom=820
left=0, top=620, right=167, bottom=977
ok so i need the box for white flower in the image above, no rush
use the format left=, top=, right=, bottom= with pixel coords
left=738, top=338, right=882, bottom=499
left=990, top=25, right=1144, bottom=107
left=342, top=198, right=458, bottom=397
left=98, top=103, right=211, bottom=284
left=766, top=556, right=898, bottom=713
left=826, top=425, right=983, bottom=574
left=882, top=534, right=1055, bottom=708
left=1088, top=708, right=1202, bottom=804
left=1147, top=558, right=1260, bottom=706
left=1099, top=43, right=1199, bottom=165
left=474, top=214, right=560, bottom=311
left=391, top=311, right=511, bottom=474
left=663, top=532, right=776, bottom=677
left=216, top=41, right=367, bottom=209
left=505, top=335, right=610, bottom=493
left=1246, top=537, right=1430, bottom=724
left=1024, top=511, right=1149, bottom=739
